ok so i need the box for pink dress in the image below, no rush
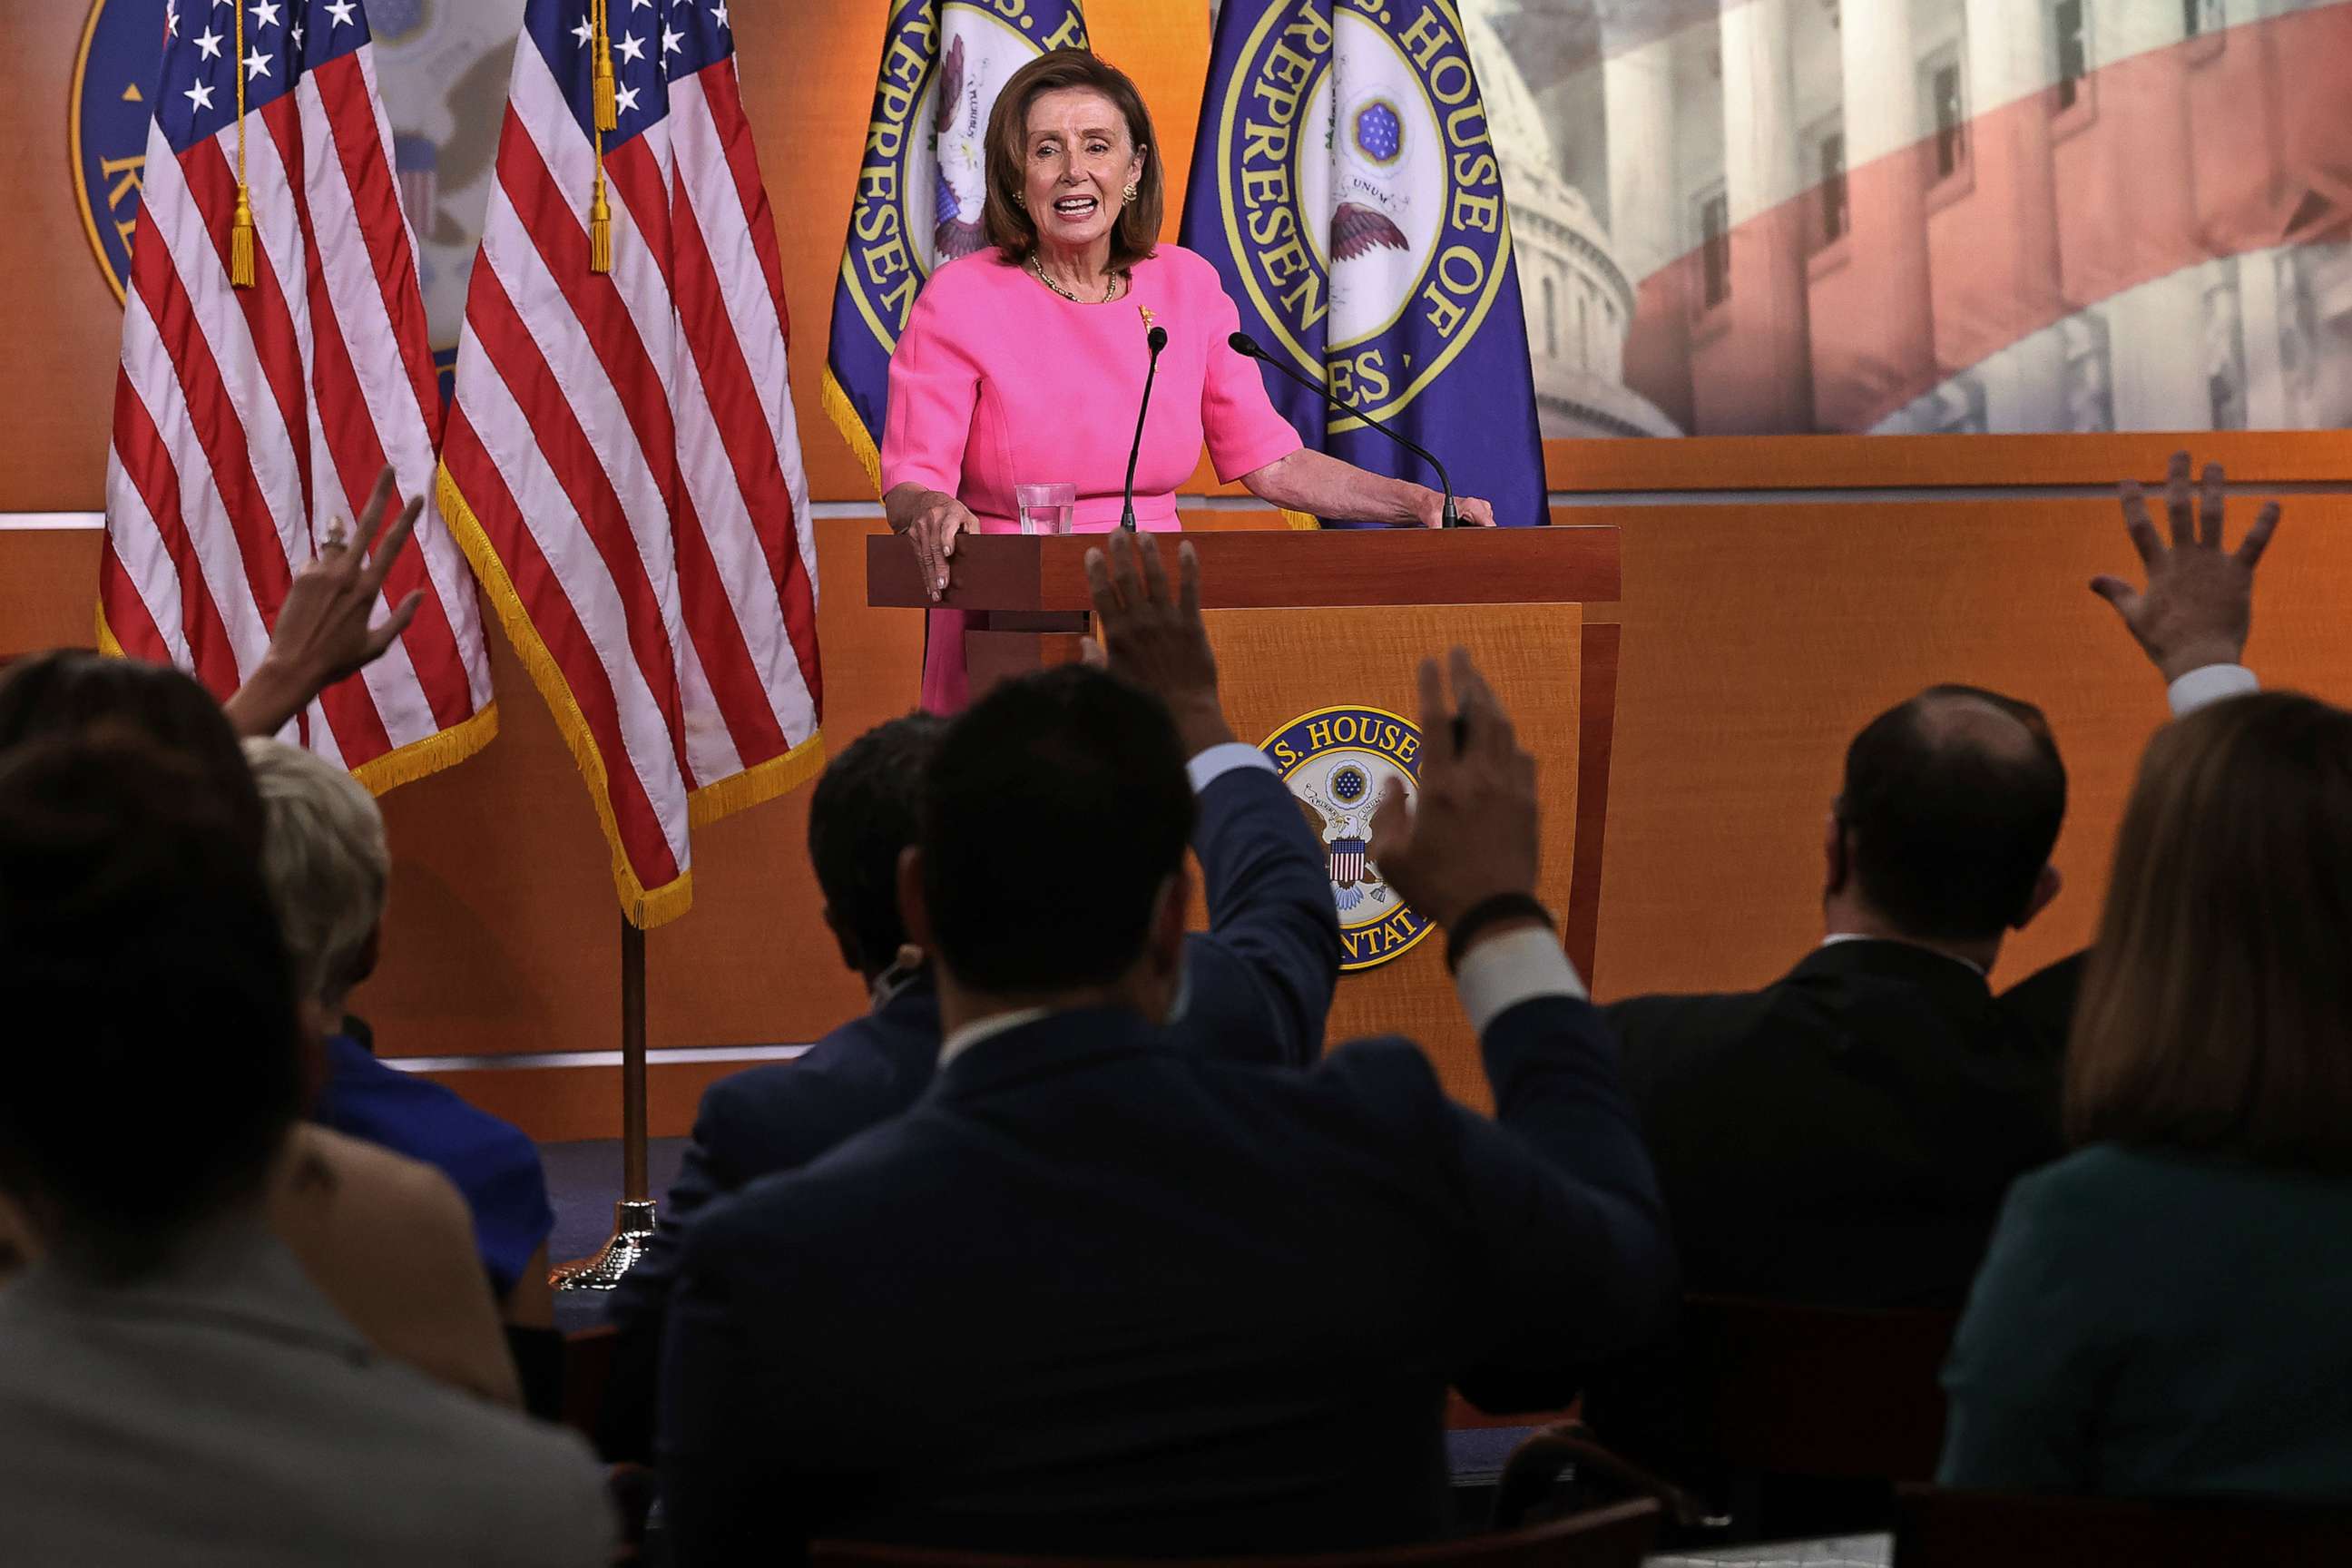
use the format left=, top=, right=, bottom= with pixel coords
left=880, top=245, right=1304, bottom=712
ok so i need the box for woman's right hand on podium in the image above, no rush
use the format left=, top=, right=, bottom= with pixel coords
left=884, top=484, right=977, bottom=603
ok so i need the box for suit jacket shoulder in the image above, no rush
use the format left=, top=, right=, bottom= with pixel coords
left=1602, top=943, right=2057, bottom=1306
left=698, top=999, right=940, bottom=1183
left=270, top=1128, right=520, bottom=1406
left=1996, top=950, right=2086, bottom=1059
left=0, top=1231, right=612, bottom=1566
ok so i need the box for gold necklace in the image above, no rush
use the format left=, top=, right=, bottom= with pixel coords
left=1029, top=254, right=1121, bottom=303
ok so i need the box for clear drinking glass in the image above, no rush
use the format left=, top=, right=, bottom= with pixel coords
left=1015, top=482, right=1076, bottom=536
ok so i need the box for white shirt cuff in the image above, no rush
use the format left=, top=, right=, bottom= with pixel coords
left=1454, top=925, right=1587, bottom=1034
left=2168, top=663, right=2259, bottom=718
left=1188, top=741, right=1279, bottom=794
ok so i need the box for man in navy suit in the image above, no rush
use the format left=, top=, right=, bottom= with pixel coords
left=658, top=534, right=1677, bottom=1563
left=599, top=536, right=1344, bottom=1459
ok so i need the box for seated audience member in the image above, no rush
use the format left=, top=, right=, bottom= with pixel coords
left=598, top=531, right=1342, bottom=1459
left=0, top=653, right=521, bottom=1406
left=244, top=739, right=560, bottom=1376
left=0, top=737, right=613, bottom=1564
left=1604, top=683, right=2072, bottom=1308
left=1939, top=691, right=2352, bottom=1499
left=1600, top=451, right=2278, bottom=1309
left=659, top=557, right=1675, bottom=1561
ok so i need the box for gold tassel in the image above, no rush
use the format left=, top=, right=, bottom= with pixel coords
left=230, top=185, right=257, bottom=287
left=230, top=0, right=254, bottom=289
left=590, top=172, right=613, bottom=275
left=593, top=0, right=616, bottom=130
left=587, top=0, right=614, bottom=274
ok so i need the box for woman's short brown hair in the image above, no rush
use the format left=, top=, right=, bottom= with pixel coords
left=2067, top=691, right=2352, bottom=1172
left=984, top=49, right=1161, bottom=272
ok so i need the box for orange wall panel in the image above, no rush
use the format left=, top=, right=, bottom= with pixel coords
left=1590, top=495, right=2352, bottom=1002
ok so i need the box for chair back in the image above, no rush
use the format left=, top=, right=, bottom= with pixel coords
left=810, top=1499, right=1660, bottom=1568
left=1894, top=1484, right=2352, bottom=1567
left=1680, top=1294, right=1957, bottom=1483
left=561, top=1322, right=617, bottom=1439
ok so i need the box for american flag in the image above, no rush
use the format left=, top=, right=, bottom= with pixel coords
left=437, top=0, right=822, bottom=928
left=103, top=0, right=495, bottom=789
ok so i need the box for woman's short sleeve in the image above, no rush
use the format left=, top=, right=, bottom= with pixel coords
left=1200, top=277, right=1305, bottom=485
left=879, top=279, right=976, bottom=497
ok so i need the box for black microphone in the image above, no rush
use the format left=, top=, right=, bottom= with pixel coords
left=1228, top=330, right=1462, bottom=528
left=1121, top=324, right=1170, bottom=533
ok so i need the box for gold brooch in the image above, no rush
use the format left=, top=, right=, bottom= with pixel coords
left=1139, top=305, right=1156, bottom=330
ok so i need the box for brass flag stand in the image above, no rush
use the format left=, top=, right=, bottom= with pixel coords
left=551, top=916, right=656, bottom=1289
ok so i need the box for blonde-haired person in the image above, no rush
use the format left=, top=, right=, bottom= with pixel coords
left=1939, top=465, right=2352, bottom=1498
left=243, top=739, right=557, bottom=1407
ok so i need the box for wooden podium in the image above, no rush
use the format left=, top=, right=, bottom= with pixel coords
left=868, top=528, right=1621, bottom=1107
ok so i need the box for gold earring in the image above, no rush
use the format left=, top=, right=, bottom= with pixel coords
left=1014, top=191, right=1026, bottom=210
left=1122, top=182, right=1139, bottom=202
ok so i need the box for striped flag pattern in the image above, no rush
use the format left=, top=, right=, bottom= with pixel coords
left=438, top=0, right=822, bottom=928
left=103, top=0, right=496, bottom=790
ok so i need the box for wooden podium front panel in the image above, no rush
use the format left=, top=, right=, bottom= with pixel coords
left=1200, top=603, right=1582, bottom=1110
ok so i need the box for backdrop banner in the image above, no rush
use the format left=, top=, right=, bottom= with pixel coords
left=1182, top=0, right=1548, bottom=527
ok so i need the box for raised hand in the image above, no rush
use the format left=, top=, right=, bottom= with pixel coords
left=224, top=466, right=426, bottom=739
left=2093, top=450, right=2279, bottom=682
left=1367, top=648, right=1540, bottom=930
left=1083, top=530, right=1232, bottom=754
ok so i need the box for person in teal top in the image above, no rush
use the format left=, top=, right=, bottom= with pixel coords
left=1941, top=461, right=2352, bottom=1499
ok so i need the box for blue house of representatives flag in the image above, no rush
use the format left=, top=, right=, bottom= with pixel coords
left=1181, top=1, right=1546, bottom=527
left=824, top=0, right=1089, bottom=490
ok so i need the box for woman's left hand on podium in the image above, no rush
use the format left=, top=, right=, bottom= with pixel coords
left=1415, top=491, right=1496, bottom=529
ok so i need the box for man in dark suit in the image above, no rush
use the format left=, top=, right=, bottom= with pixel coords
left=599, top=536, right=1345, bottom=1459
left=1600, top=451, right=2278, bottom=1313
left=658, top=535, right=1676, bottom=1563
left=1607, top=683, right=2073, bottom=1309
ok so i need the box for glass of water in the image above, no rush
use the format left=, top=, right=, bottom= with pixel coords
left=1014, top=482, right=1076, bottom=536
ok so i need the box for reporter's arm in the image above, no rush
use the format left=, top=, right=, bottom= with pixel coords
left=1185, top=747, right=1344, bottom=1065
left=1087, top=533, right=1344, bottom=1063
left=1443, top=927, right=1676, bottom=1408
left=1366, top=654, right=1673, bottom=1404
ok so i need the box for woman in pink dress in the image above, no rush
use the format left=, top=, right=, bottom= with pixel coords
left=879, top=49, right=1496, bottom=713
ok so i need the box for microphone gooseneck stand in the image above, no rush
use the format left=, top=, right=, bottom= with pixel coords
left=1227, top=330, right=1463, bottom=528
left=1121, top=325, right=1170, bottom=532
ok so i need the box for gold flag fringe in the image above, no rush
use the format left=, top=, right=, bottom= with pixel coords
left=438, top=462, right=692, bottom=927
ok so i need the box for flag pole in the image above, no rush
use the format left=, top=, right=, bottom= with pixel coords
left=551, top=915, right=659, bottom=1290
left=622, top=915, right=649, bottom=1202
